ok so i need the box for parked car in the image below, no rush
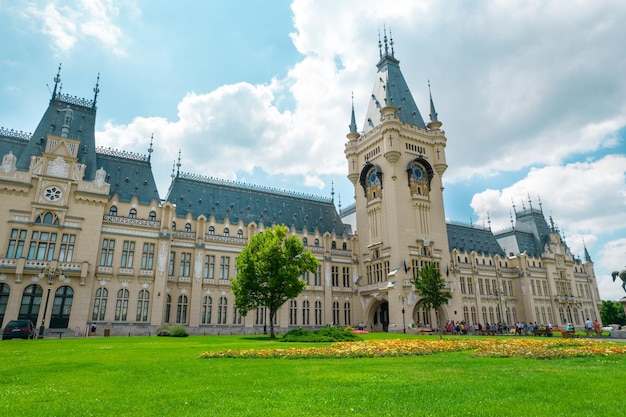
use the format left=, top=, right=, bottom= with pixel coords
left=2, top=320, right=36, bottom=340
left=601, top=326, right=614, bottom=332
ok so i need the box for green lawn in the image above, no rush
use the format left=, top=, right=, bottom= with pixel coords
left=1, top=334, right=624, bottom=416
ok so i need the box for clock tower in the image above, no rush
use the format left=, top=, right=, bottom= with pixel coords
left=345, top=33, right=453, bottom=332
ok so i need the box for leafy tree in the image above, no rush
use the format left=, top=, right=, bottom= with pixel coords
left=600, top=300, right=626, bottom=326
left=232, top=224, right=319, bottom=338
left=411, top=264, right=452, bottom=339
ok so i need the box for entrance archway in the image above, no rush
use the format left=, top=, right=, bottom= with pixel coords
left=371, top=301, right=390, bottom=332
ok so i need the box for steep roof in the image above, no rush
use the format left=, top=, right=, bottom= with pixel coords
left=165, top=173, right=348, bottom=237
left=96, top=148, right=160, bottom=205
left=362, top=33, right=426, bottom=134
left=446, top=222, right=506, bottom=257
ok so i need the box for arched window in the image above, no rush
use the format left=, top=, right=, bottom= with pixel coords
left=218, top=297, right=227, bottom=324
left=331, top=241, right=337, bottom=249
left=129, top=209, right=137, bottom=219
left=223, top=228, right=229, bottom=237
left=35, top=212, right=59, bottom=225
left=176, top=295, right=188, bottom=324
left=165, top=295, right=171, bottom=323
left=115, top=289, right=129, bottom=321
left=50, top=286, right=73, bottom=328
left=19, top=284, right=43, bottom=324
left=208, top=226, right=215, bottom=236
left=108, top=206, right=118, bottom=216
left=342, top=242, right=347, bottom=250
left=185, top=223, right=191, bottom=232
left=0, top=283, right=10, bottom=326
left=332, top=301, right=340, bottom=326
left=303, top=237, right=308, bottom=246
left=314, top=239, right=319, bottom=247
left=289, top=300, right=297, bottom=325
left=171, top=222, right=176, bottom=231
left=92, top=287, right=108, bottom=321
left=148, top=211, right=156, bottom=221
left=344, top=302, right=351, bottom=326
left=315, top=300, right=322, bottom=325
left=201, top=296, right=212, bottom=324
left=237, top=230, right=243, bottom=239
left=136, top=290, right=149, bottom=322
left=302, top=300, right=310, bottom=326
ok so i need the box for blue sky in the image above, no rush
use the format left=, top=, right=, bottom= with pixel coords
left=1, top=0, right=625, bottom=300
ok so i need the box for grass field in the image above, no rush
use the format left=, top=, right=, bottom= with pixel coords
left=1, top=333, right=624, bottom=416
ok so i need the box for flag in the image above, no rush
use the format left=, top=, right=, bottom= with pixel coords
left=403, top=260, right=411, bottom=273
left=446, top=265, right=449, bottom=276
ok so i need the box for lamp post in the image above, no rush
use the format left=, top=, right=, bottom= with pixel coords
left=37, top=263, right=65, bottom=339
left=398, top=293, right=407, bottom=334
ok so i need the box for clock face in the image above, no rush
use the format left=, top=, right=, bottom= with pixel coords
left=367, top=169, right=378, bottom=186
left=44, top=186, right=63, bottom=202
left=412, top=164, right=425, bottom=182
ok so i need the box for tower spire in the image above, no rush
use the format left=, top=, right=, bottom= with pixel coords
left=51, top=63, right=61, bottom=101
left=92, top=73, right=100, bottom=110
left=148, top=134, right=154, bottom=162
left=427, top=80, right=442, bottom=130
left=176, top=149, right=181, bottom=178
left=349, top=92, right=357, bottom=133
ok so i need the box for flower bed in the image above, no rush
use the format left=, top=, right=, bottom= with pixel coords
left=198, top=337, right=626, bottom=360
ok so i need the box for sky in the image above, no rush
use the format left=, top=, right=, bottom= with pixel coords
left=1, top=0, right=625, bottom=300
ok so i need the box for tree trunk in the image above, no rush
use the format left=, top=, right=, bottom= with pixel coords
left=269, top=310, right=276, bottom=338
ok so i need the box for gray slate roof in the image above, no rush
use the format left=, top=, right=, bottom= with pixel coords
left=446, top=222, right=506, bottom=257
left=165, top=173, right=348, bottom=237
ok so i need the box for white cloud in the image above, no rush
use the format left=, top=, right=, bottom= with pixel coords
left=596, top=238, right=626, bottom=301
left=21, top=0, right=126, bottom=56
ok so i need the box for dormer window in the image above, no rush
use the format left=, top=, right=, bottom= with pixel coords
left=303, top=237, right=308, bottom=246
left=109, top=206, right=117, bottom=216
left=129, top=209, right=137, bottom=219
left=185, top=223, right=191, bottom=232
left=237, top=230, right=243, bottom=239
left=208, top=226, right=215, bottom=235
left=223, top=228, right=229, bottom=237
left=148, top=211, right=156, bottom=221
left=314, top=239, right=319, bottom=247
left=172, top=222, right=176, bottom=231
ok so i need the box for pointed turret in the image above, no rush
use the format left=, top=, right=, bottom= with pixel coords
left=427, top=81, right=442, bottom=130
left=349, top=94, right=358, bottom=134
left=584, top=244, right=593, bottom=263
left=362, top=29, right=426, bottom=134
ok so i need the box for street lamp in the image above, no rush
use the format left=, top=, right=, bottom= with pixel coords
left=398, top=293, right=407, bottom=334
left=37, top=263, right=65, bottom=338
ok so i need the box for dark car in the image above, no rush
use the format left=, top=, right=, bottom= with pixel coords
left=2, top=320, right=36, bottom=340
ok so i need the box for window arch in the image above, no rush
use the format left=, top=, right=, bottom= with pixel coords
left=302, top=237, right=308, bottom=246
left=148, top=211, right=156, bottom=221
left=344, top=302, right=351, bottom=326
left=35, top=212, right=59, bottom=225
left=136, top=290, right=149, bottom=322
left=331, top=241, right=337, bottom=249
left=289, top=300, right=297, bottom=325
left=171, top=222, right=176, bottom=231
left=51, top=286, right=73, bottom=328
left=165, top=295, right=171, bottom=323
left=237, top=229, right=243, bottom=239
left=184, top=223, right=191, bottom=232
left=19, top=284, right=43, bottom=324
left=314, top=239, right=319, bottom=247
left=208, top=226, right=215, bottom=236
left=108, top=206, right=118, bottom=216
left=129, top=209, right=137, bottom=218
left=302, top=300, right=310, bottom=325
left=176, top=295, right=188, bottom=324
left=223, top=228, right=229, bottom=237
left=201, top=296, right=212, bottom=324
left=218, top=297, right=227, bottom=324
left=92, top=287, right=108, bottom=321
left=342, top=242, right=347, bottom=250
left=115, top=289, right=129, bottom=321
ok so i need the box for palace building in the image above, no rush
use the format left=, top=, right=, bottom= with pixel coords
left=0, top=39, right=601, bottom=337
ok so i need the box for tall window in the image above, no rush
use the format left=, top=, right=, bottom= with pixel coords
left=289, top=300, right=297, bottom=325
left=19, top=284, right=42, bottom=324
left=463, top=306, right=470, bottom=324
left=184, top=223, right=191, bottom=232
left=6, top=229, right=27, bottom=258
left=201, top=296, right=212, bottom=324
left=115, top=289, right=129, bottom=321
left=459, top=277, right=466, bottom=294
left=141, top=243, right=155, bottom=270
left=315, top=300, right=322, bottom=325
left=470, top=306, right=477, bottom=324
left=204, top=255, right=215, bottom=279
left=303, top=237, right=308, bottom=246
left=344, top=302, right=351, bottom=326
left=482, top=306, right=488, bottom=324
left=136, top=290, right=149, bottom=322
left=148, top=211, right=156, bottom=221
left=314, top=239, right=319, bottom=247
left=333, top=301, right=340, bottom=326
left=255, top=307, right=265, bottom=325
left=0, top=283, right=10, bottom=325
left=237, top=230, right=243, bottom=238
left=219, top=256, right=230, bottom=279
left=59, top=234, right=76, bottom=262
left=92, top=288, right=108, bottom=321
left=176, top=295, right=188, bottom=323
left=342, top=267, right=351, bottom=287
left=168, top=252, right=175, bottom=276
left=232, top=308, right=241, bottom=325
left=467, top=277, right=474, bottom=294
left=478, top=278, right=484, bottom=295
left=27, top=231, right=57, bottom=260
left=331, top=266, right=339, bottom=286
left=217, top=297, right=227, bottom=324
left=223, top=228, right=229, bottom=237
left=99, top=239, right=115, bottom=267
left=129, top=208, right=137, bottom=218
left=302, top=271, right=310, bottom=285
left=165, top=295, right=171, bottom=323
left=179, top=252, right=191, bottom=277
left=302, top=300, right=310, bottom=325
left=208, top=226, right=215, bottom=235
left=313, top=266, right=322, bottom=286
left=121, top=241, right=135, bottom=268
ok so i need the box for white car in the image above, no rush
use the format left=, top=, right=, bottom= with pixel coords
left=601, top=326, right=613, bottom=332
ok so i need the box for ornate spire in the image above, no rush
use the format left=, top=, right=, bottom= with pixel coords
left=428, top=80, right=438, bottom=122
left=378, top=30, right=382, bottom=60
left=176, top=149, right=181, bottom=178
left=349, top=92, right=358, bottom=133
left=171, top=160, right=176, bottom=179
left=92, top=73, right=100, bottom=110
left=148, top=134, right=154, bottom=162
left=51, top=63, right=62, bottom=102
left=583, top=239, right=593, bottom=262
left=331, top=181, right=335, bottom=203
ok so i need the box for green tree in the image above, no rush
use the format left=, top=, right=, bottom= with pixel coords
left=232, top=224, right=319, bottom=338
left=411, top=264, right=452, bottom=339
left=600, top=300, right=626, bottom=326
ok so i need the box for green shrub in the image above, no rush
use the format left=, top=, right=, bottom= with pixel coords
left=282, top=327, right=362, bottom=342
left=155, top=325, right=189, bottom=337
